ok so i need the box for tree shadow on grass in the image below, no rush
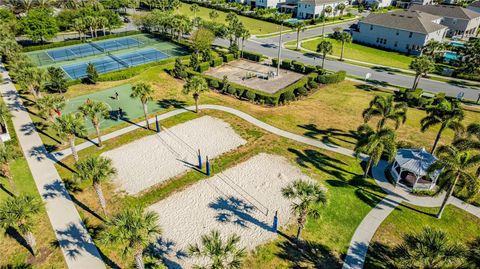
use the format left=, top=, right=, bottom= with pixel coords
left=276, top=231, right=342, bottom=268
left=0, top=183, right=15, bottom=197
left=28, top=145, right=74, bottom=173
left=0, top=263, right=33, bottom=269
left=363, top=241, right=394, bottom=269
left=157, top=99, right=186, bottom=109
left=289, top=148, right=358, bottom=182
left=4, top=227, right=34, bottom=255
left=297, top=124, right=358, bottom=147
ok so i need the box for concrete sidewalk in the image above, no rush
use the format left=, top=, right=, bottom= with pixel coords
left=0, top=63, right=105, bottom=269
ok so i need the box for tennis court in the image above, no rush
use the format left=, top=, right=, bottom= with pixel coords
left=46, top=37, right=144, bottom=62
left=62, top=48, right=171, bottom=79
left=63, top=84, right=163, bottom=132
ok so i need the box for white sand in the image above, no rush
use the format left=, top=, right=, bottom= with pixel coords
left=148, top=153, right=314, bottom=268
left=101, top=116, right=246, bottom=195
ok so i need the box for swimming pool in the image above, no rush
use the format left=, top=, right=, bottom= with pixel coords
left=443, top=51, right=459, bottom=62
left=450, top=41, right=464, bottom=48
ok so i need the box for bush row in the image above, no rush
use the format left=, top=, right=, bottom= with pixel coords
left=317, top=71, right=346, bottom=84
left=275, top=59, right=319, bottom=74
left=241, top=51, right=263, bottom=62
left=22, top=31, right=142, bottom=52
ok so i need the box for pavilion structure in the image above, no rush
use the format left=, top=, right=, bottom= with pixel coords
left=390, top=148, right=441, bottom=190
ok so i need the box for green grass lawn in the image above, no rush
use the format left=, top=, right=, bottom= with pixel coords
left=365, top=203, right=480, bottom=268
left=300, top=37, right=415, bottom=70
left=176, top=3, right=288, bottom=35
left=0, top=101, right=66, bottom=268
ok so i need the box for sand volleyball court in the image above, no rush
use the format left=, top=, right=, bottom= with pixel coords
left=148, top=153, right=315, bottom=268
left=101, top=116, right=246, bottom=194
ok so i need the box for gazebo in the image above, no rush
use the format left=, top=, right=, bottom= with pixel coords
left=390, top=148, right=440, bottom=190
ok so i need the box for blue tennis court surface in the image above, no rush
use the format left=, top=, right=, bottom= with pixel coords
left=46, top=37, right=143, bottom=61
left=62, top=48, right=171, bottom=79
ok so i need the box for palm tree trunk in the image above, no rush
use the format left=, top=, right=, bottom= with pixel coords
left=412, top=74, right=420, bottom=90
left=93, top=181, right=108, bottom=216
left=69, top=136, right=79, bottom=162
left=364, top=157, right=373, bottom=178
left=194, top=94, right=199, bottom=113
left=25, top=231, right=37, bottom=255
left=142, top=102, right=150, bottom=130
left=94, top=122, right=102, bottom=147
left=296, top=211, right=307, bottom=240
left=340, top=42, right=345, bottom=61
left=437, top=174, right=459, bottom=219
left=296, top=30, right=300, bottom=50
left=134, top=251, right=145, bottom=269
left=431, top=125, right=445, bottom=154
left=322, top=53, right=326, bottom=68
left=1, top=165, right=17, bottom=195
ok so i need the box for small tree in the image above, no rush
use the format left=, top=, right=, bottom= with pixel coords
left=131, top=82, right=154, bottom=130
left=47, top=67, right=67, bottom=94
left=391, top=227, right=466, bottom=268
left=324, top=6, right=333, bottom=18
left=0, top=195, right=42, bottom=255
left=334, top=32, right=352, bottom=61
left=409, top=55, right=435, bottom=91
left=191, top=27, right=215, bottom=55
left=354, top=124, right=397, bottom=178
left=20, top=8, right=58, bottom=43
left=190, top=4, right=200, bottom=19
left=52, top=113, right=87, bottom=163
left=0, top=144, right=21, bottom=195
left=173, top=58, right=187, bottom=79
left=189, top=53, right=200, bottom=71
left=35, top=94, right=65, bottom=123
left=209, top=10, right=219, bottom=21
left=78, top=100, right=109, bottom=147
left=362, top=95, right=407, bottom=131
left=74, top=156, right=116, bottom=216
left=100, top=207, right=161, bottom=269
left=282, top=180, right=327, bottom=240
left=188, top=230, right=246, bottom=269
left=316, top=40, right=333, bottom=69
left=86, top=63, right=99, bottom=84
left=294, top=21, right=307, bottom=50
left=336, top=3, right=346, bottom=18
left=182, top=76, right=208, bottom=113
left=16, top=67, right=47, bottom=99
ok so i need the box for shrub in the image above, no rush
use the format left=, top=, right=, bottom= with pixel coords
left=242, top=51, right=263, bottom=62
left=173, top=58, right=188, bottom=79
left=272, top=58, right=279, bottom=67
left=197, top=62, right=210, bottom=73
left=245, top=90, right=256, bottom=101
left=281, top=90, right=295, bottom=103
left=85, top=63, right=98, bottom=84
left=316, top=66, right=326, bottom=74
left=281, top=59, right=292, bottom=70
left=209, top=79, right=219, bottom=88
left=307, top=80, right=318, bottom=89
left=295, top=86, right=308, bottom=96
left=305, top=65, right=316, bottom=74
left=292, top=61, right=305, bottom=73
left=317, top=70, right=346, bottom=84
left=211, top=57, right=223, bottom=67
left=236, top=87, right=245, bottom=97
left=223, top=53, right=235, bottom=62
left=227, top=85, right=236, bottom=95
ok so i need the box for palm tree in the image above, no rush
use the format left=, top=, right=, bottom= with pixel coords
left=409, top=55, right=435, bottom=91
left=16, top=67, right=47, bottom=99
left=324, top=6, right=333, bottom=18
left=83, top=16, right=96, bottom=38
left=334, top=32, right=352, bottom=61
left=281, top=180, right=327, bottom=240
left=0, top=144, right=21, bottom=195
left=391, top=227, right=466, bottom=268
left=421, top=98, right=464, bottom=154
left=73, top=18, right=86, bottom=41
left=100, top=207, right=161, bottom=269
left=188, top=230, right=246, bottom=269
left=190, top=4, right=200, bottom=19
left=428, top=144, right=479, bottom=219
left=362, top=95, right=407, bottom=131
left=78, top=100, right=109, bottom=147
left=240, top=27, right=251, bottom=58
left=316, top=40, right=333, bottom=69
left=182, top=76, right=208, bottom=113
left=0, top=102, right=10, bottom=138
left=52, top=113, right=87, bottom=163
left=294, top=21, right=307, bottom=50
left=354, top=124, right=397, bottom=178
left=422, top=40, right=445, bottom=57
left=131, top=82, right=154, bottom=130
left=35, top=95, right=65, bottom=123
left=74, top=156, right=116, bottom=216
left=0, top=195, right=42, bottom=255
left=468, top=237, right=480, bottom=268
left=336, top=3, right=346, bottom=18
left=209, top=10, right=219, bottom=21
left=96, top=16, right=109, bottom=36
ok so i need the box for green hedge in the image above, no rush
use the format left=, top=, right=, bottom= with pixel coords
left=281, top=59, right=292, bottom=70
left=305, top=65, right=316, bottom=73
left=22, top=31, right=142, bottom=52
left=242, top=51, right=263, bottom=62
left=211, top=57, right=223, bottom=67
left=292, top=61, right=305, bottom=73
left=317, top=70, right=346, bottom=84
left=223, top=53, right=235, bottom=62
left=197, top=62, right=210, bottom=73
left=272, top=58, right=279, bottom=67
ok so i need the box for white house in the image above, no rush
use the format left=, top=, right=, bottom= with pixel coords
left=253, top=0, right=284, bottom=8
left=296, top=0, right=349, bottom=19
left=364, top=0, right=394, bottom=8
left=352, top=10, right=447, bottom=54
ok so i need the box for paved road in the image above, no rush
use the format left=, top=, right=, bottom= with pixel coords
left=0, top=63, right=106, bottom=269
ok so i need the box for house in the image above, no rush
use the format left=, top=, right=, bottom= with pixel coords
left=351, top=10, right=447, bottom=54
left=396, top=0, right=435, bottom=9
left=296, top=0, right=349, bottom=19
left=409, top=4, right=480, bottom=37
left=364, top=0, right=395, bottom=8
left=253, top=0, right=284, bottom=9
left=467, top=1, right=480, bottom=14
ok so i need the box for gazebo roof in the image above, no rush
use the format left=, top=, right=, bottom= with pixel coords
left=394, top=148, right=437, bottom=177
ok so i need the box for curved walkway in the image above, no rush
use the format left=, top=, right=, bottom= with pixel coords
left=52, top=104, right=480, bottom=269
